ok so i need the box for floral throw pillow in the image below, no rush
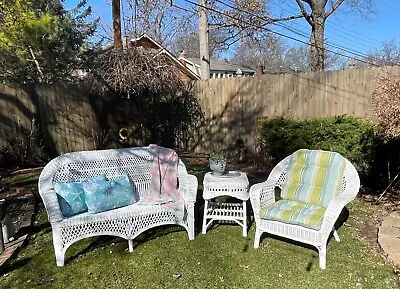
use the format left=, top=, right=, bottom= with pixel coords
left=54, top=174, right=106, bottom=217
left=83, top=174, right=137, bottom=214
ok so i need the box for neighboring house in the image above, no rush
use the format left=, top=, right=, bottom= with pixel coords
left=178, top=53, right=256, bottom=79
left=101, top=34, right=200, bottom=82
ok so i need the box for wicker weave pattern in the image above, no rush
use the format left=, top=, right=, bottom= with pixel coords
left=39, top=147, right=198, bottom=266
left=250, top=153, right=360, bottom=270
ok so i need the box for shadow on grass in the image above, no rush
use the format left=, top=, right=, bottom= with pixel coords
left=4, top=257, right=32, bottom=274
left=67, top=224, right=192, bottom=264
left=257, top=207, right=351, bottom=271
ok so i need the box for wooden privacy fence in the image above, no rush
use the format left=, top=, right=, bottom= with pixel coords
left=1, top=66, right=400, bottom=158
left=0, top=83, right=100, bottom=157
left=193, top=66, right=400, bottom=151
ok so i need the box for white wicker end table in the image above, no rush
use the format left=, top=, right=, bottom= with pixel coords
left=202, top=171, right=250, bottom=237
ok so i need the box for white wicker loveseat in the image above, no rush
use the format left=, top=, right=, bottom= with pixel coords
left=38, top=146, right=198, bottom=266
left=250, top=149, right=360, bottom=269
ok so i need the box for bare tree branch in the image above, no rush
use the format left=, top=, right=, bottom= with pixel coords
left=269, top=14, right=304, bottom=22
left=295, top=0, right=313, bottom=26
left=28, top=45, right=44, bottom=82
left=325, top=0, right=345, bottom=18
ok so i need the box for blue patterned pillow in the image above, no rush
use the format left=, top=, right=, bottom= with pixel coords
left=83, top=174, right=137, bottom=214
left=54, top=175, right=106, bottom=217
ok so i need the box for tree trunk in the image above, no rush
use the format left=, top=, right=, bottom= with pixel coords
left=28, top=45, right=44, bottom=82
left=309, top=13, right=325, bottom=71
left=112, top=0, right=122, bottom=50
left=198, top=0, right=210, bottom=79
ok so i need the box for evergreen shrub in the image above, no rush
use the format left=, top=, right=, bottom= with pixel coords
left=259, top=115, right=378, bottom=179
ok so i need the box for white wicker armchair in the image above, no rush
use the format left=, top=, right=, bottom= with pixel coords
left=250, top=150, right=360, bottom=269
left=38, top=146, right=198, bottom=266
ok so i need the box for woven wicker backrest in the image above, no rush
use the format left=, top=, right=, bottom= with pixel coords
left=49, top=147, right=187, bottom=199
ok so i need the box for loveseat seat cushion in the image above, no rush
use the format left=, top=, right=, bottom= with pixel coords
left=83, top=174, right=137, bottom=214
left=281, top=149, right=345, bottom=208
left=259, top=199, right=326, bottom=230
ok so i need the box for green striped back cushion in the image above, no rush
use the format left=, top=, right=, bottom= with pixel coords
left=281, top=149, right=346, bottom=208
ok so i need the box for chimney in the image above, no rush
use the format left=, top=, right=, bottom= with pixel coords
left=179, top=50, right=187, bottom=59
left=122, top=36, right=129, bottom=49
left=179, top=50, right=187, bottom=65
left=256, top=65, right=264, bottom=76
left=348, top=58, right=356, bottom=69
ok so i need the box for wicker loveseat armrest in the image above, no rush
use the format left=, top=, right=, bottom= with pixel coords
left=38, top=169, right=64, bottom=223
left=178, top=173, right=198, bottom=204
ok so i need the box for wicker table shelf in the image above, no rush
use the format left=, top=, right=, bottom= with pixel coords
left=202, top=171, right=249, bottom=236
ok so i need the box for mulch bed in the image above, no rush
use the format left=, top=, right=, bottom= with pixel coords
left=1, top=187, right=35, bottom=236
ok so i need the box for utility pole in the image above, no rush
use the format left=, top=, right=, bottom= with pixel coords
left=198, top=0, right=210, bottom=79
left=112, top=0, right=122, bottom=50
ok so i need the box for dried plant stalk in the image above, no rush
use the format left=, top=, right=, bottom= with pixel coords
left=371, top=70, right=400, bottom=137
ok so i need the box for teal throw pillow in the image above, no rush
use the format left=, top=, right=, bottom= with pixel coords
left=83, top=174, right=137, bottom=214
left=54, top=175, right=106, bottom=217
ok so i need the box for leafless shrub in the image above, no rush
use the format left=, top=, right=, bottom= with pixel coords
left=371, top=70, right=400, bottom=137
left=84, top=48, right=205, bottom=149
left=85, top=48, right=186, bottom=99
left=0, top=115, right=46, bottom=168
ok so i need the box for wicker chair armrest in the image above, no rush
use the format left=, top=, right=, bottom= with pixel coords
left=250, top=182, right=276, bottom=218
left=320, top=193, right=356, bottom=234
left=178, top=173, right=198, bottom=204
left=250, top=155, right=290, bottom=213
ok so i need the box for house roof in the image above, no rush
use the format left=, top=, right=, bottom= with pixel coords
left=180, top=57, right=256, bottom=76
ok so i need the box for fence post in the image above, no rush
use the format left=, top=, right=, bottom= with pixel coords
left=0, top=199, right=5, bottom=253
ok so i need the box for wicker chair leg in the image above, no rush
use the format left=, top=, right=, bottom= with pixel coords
left=54, top=243, right=65, bottom=267
left=333, top=230, right=340, bottom=242
left=128, top=239, right=134, bottom=252
left=52, top=227, right=65, bottom=267
left=188, top=224, right=195, bottom=240
left=318, top=245, right=327, bottom=270
left=254, top=229, right=261, bottom=248
left=188, top=204, right=195, bottom=240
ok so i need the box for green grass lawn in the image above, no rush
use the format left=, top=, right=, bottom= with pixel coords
left=1, top=167, right=399, bottom=289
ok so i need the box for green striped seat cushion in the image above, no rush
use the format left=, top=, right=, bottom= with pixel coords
left=259, top=200, right=326, bottom=230
left=281, top=149, right=346, bottom=208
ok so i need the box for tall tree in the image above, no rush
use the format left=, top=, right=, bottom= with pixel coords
left=199, top=0, right=374, bottom=72
left=199, top=0, right=210, bottom=79
left=197, top=0, right=271, bottom=79
left=0, top=0, right=98, bottom=82
left=231, top=35, right=346, bottom=73
left=112, top=0, right=122, bottom=49
left=289, top=0, right=374, bottom=71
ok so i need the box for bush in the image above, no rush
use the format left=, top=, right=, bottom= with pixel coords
left=259, top=116, right=378, bottom=178
left=0, top=116, right=47, bottom=169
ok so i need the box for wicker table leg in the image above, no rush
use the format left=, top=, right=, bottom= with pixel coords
left=0, top=199, right=5, bottom=252
left=242, top=200, right=247, bottom=237
left=202, top=200, right=209, bottom=234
